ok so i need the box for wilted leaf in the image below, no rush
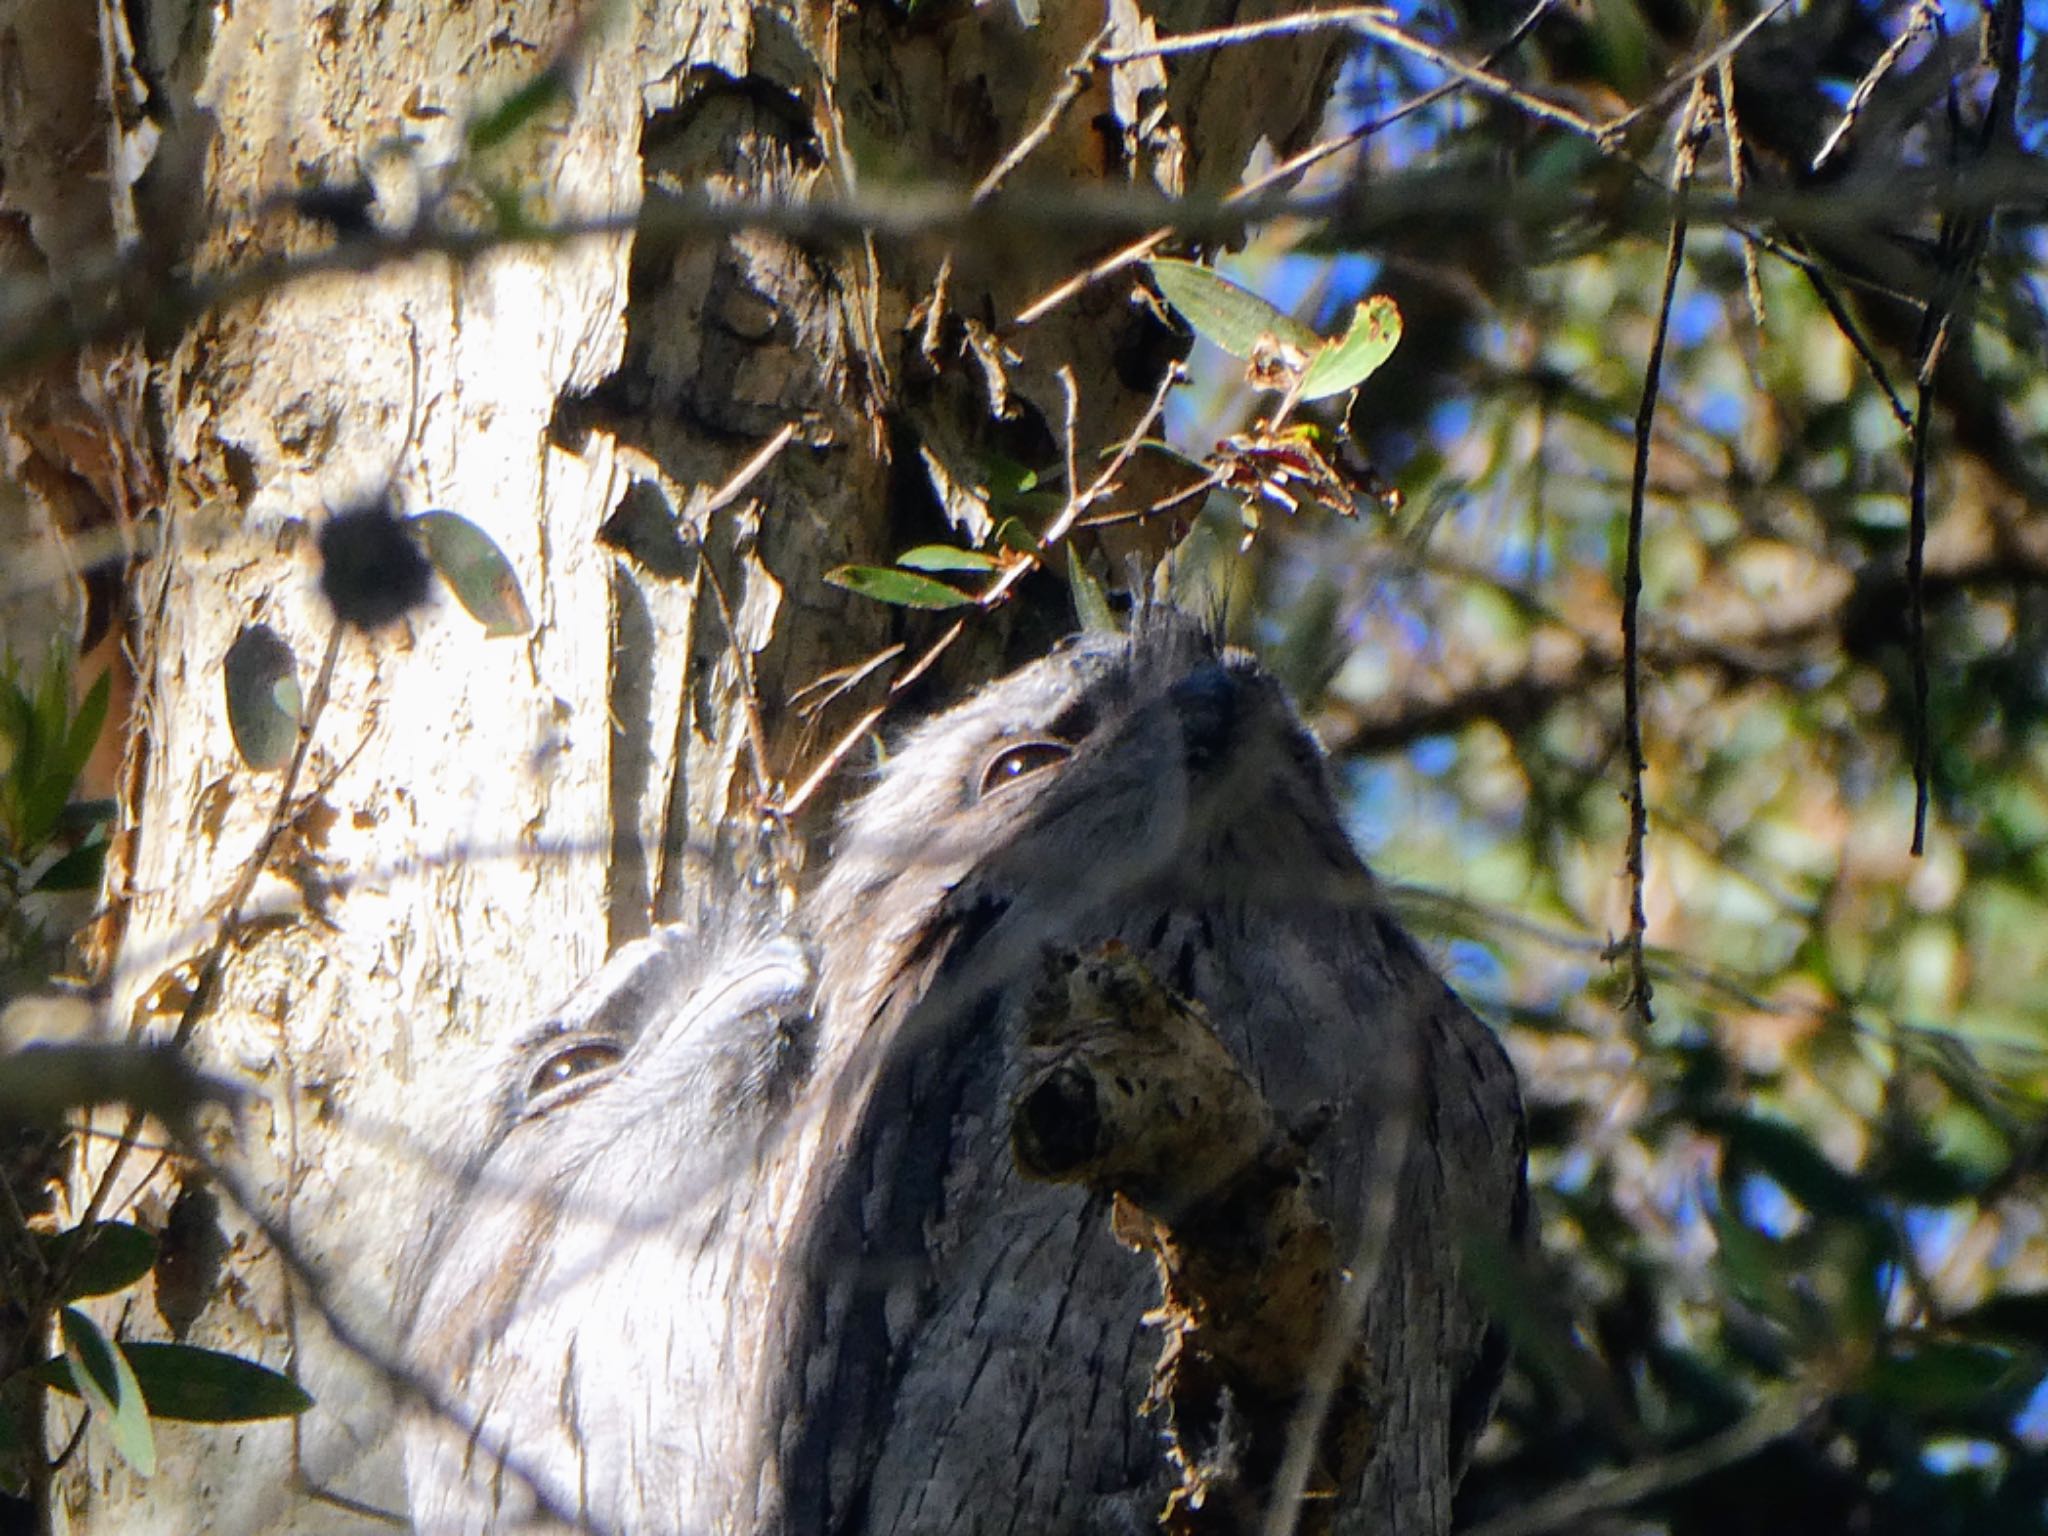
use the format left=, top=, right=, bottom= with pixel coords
left=153, top=1181, right=227, bottom=1340
left=222, top=624, right=301, bottom=772
left=825, top=566, right=976, bottom=610
left=40, top=1223, right=159, bottom=1301
left=897, top=545, right=1002, bottom=574
left=1300, top=295, right=1403, bottom=400
left=1147, top=259, right=1319, bottom=360
left=411, top=511, right=533, bottom=637
left=60, top=1307, right=154, bottom=1476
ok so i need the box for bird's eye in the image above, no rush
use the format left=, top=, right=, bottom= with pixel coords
left=977, top=739, right=1073, bottom=799
left=524, top=1038, right=623, bottom=1109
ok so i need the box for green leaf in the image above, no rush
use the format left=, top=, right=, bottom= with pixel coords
left=1067, top=549, right=1117, bottom=634
left=34, top=1341, right=313, bottom=1423
left=468, top=66, right=570, bottom=152
left=1711, top=1205, right=1789, bottom=1317
left=32, top=837, right=106, bottom=894
left=1299, top=295, right=1403, bottom=400
left=40, top=1223, right=158, bottom=1301
left=60, top=1307, right=155, bottom=1477
left=992, top=518, right=1043, bottom=556
left=112, top=1344, right=313, bottom=1423
left=56, top=669, right=111, bottom=791
left=33, top=648, right=67, bottom=756
left=54, top=797, right=116, bottom=833
left=1950, top=1291, right=2048, bottom=1345
left=1713, top=1112, right=1875, bottom=1225
left=0, top=677, right=33, bottom=780
left=1866, top=1341, right=2017, bottom=1410
left=825, top=566, right=976, bottom=610
left=897, top=545, right=1001, bottom=575
left=410, top=512, right=533, bottom=637
left=222, top=624, right=302, bottom=772
left=1147, top=258, right=1318, bottom=360
left=983, top=456, right=1063, bottom=519
left=17, top=770, right=70, bottom=849
left=982, top=454, right=1043, bottom=498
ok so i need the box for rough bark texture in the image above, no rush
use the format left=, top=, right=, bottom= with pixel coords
left=1013, top=942, right=1377, bottom=1536
left=0, top=2, right=1350, bottom=1531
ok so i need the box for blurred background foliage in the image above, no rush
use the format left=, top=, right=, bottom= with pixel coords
left=1155, top=0, right=2048, bottom=1530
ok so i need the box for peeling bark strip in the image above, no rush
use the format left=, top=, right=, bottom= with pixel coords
left=1014, top=942, right=1373, bottom=1536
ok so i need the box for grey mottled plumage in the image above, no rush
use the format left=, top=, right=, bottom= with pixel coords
left=772, top=611, right=1527, bottom=1536
left=401, top=911, right=813, bottom=1536
left=399, top=613, right=1524, bottom=1536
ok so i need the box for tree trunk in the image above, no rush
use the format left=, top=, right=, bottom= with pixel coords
left=10, top=2, right=1346, bottom=1530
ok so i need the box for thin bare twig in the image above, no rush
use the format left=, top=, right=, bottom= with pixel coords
left=922, top=23, right=1114, bottom=355
left=1811, top=0, right=1943, bottom=172
left=1599, top=0, right=1798, bottom=143
left=700, top=420, right=797, bottom=517
left=1013, top=0, right=1568, bottom=329
left=886, top=619, right=966, bottom=696
left=1800, top=266, right=1914, bottom=430
left=978, top=359, right=1178, bottom=608
left=696, top=534, right=775, bottom=808
left=782, top=356, right=1178, bottom=819
left=1907, top=368, right=1936, bottom=855
left=789, top=642, right=905, bottom=718
left=66, top=621, right=344, bottom=1268
left=1620, top=84, right=1710, bottom=1029
left=1712, top=50, right=1765, bottom=328
left=1100, top=8, right=1605, bottom=144
left=775, top=702, right=886, bottom=821
left=1463, top=1387, right=1821, bottom=1536
left=974, top=26, right=1115, bottom=205
left=1098, top=6, right=1397, bottom=62
left=1905, top=0, right=2023, bottom=855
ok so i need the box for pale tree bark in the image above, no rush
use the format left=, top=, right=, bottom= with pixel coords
left=0, top=1, right=1346, bottom=1531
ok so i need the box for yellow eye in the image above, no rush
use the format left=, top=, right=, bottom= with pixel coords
left=525, top=1039, right=623, bottom=1106
left=977, top=739, right=1073, bottom=799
